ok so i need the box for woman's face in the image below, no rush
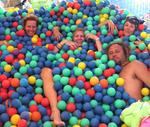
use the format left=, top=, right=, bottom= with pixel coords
left=123, top=21, right=136, bottom=36
left=24, top=20, right=37, bottom=37
left=73, top=30, right=85, bottom=46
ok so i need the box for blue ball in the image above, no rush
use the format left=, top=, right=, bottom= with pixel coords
left=75, top=103, right=83, bottom=110
left=21, top=96, right=30, bottom=105
left=83, top=95, right=91, bottom=102
left=73, top=109, right=82, bottom=118
left=102, top=95, right=114, bottom=104
left=0, top=104, right=6, bottom=113
left=20, top=111, right=30, bottom=120
left=94, top=93, right=103, bottom=101
left=86, top=110, right=95, bottom=119
left=0, top=113, right=9, bottom=123
left=101, top=115, right=110, bottom=124
left=83, top=102, right=92, bottom=111
left=12, top=99, right=22, bottom=108
left=93, top=85, right=103, bottom=92
left=91, top=118, right=99, bottom=127
left=61, top=92, right=70, bottom=102
left=11, top=92, right=19, bottom=99
left=76, top=80, right=84, bottom=89
left=74, top=94, right=83, bottom=103
left=61, top=111, right=71, bottom=121
left=38, top=105, right=47, bottom=116
left=18, top=105, right=28, bottom=114
left=94, top=105, right=103, bottom=115
left=17, top=87, right=27, bottom=96
left=111, top=115, right=121, bottom=125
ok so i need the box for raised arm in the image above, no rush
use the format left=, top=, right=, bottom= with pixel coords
left=52, top=26, right=63, bottom=41
left=40, top=67, right=65, bottom=126
left=85, top=33, right=102, bottom=51
left=134, top=60, right=150, bottom=87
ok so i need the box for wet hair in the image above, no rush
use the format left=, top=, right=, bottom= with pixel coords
left=23, top=14, right=39, bottom=28
left=125, top=16, right=144, bottom=30
left=106, top=42, right=130, bottom=58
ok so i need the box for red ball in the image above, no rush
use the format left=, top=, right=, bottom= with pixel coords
left=74, top=3, right=80, bottom=10
left=66, top=103, right=76, bottom=112
left=31, top=111, right=41, bottom=122
left=84, top=81, right=91, bottom=90
left=59, top=63, right=66, bottom=68
left=84, top=0, right=91, bottom=6
left=34, top=94, right=43, bottom=104
left=63, top=18, right=69, bottom=24
left=48, top=44, right=55, bottom=51
left=46, top=30, right=52, bottom=36
left=77, top=75, right=86, bottom=82
left=103, top=69, right=112, bottom=77
left=12, top=22, right=18, bottom=27
left=69, top=77, right=77, bottom=86
left=138, top=24, right=145, bottom=31
left=62, top=53, right=69, bottom=60
left=0, top=50, right=2, bottom=56
left=8, top=90, right=15, bottom=98
left=2, top=80, right=10, bottom=89
left=88, top=50, right=95, bottom=58
left=10, top=78, right=20, bottom=88
left=17, top=53, right=25, bottom=59
left=17, top=119, right=27, bottom=127
left=41, top=98, right=49, bottom=107
left=5, top=55, right=14, bottom=64
left=17, top=43, right=23, bottom=50
left=0, top=91, right=8, bottom=100
left=5, top=35, right=12, bottom=41
left=118, top=30, right=124, bottom=37
left=16, top=30, right=25, bottom=36
left=86, top=88, right=95, bottom=98
left=29, top=105, right=38, bottom=112
left=59, top=7, right=65, bottom=13
left=99, top=123, right=108, bottom=127
left=0, top=74, right=7, bottom=82
left=67, top=2, right=74, bottom=8
left=7, top=107, right=17, bottom=116
left=50, top=10, right=55, bottom=16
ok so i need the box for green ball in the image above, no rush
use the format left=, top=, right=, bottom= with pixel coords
left=98, top=63, right=106, bottom=71
left=43, top=121, right=52, bottom=127
left=112, top=74, right=119, bottom=80
left=57, top=100, right=66, bottom=111
left=67, top=32, right=73, bottom=38
left=0, top=44, right=7, bottom=50
left=40, top=33, right=46, bottom=39
left=107, top=60, right=116, bottom=68
left=129, top=55, right=136, bottom=61
left=19, top=66, right=28, bottom=74
left=102, top=104, right=110, bottom=112
left=101, top=7, right=110, bottom=14
left=110, top=10, right=117, bottom=16
left=29, top=100, right=37, bottom=106
left=70, top=19, right=75, bottom=25
left=36, top=79, right=43, bottom=87
left=67, top=50, right=74, bottom=55
left=105, top=111, right=114, bottom=118
left=138, top=43, right=146, bottom=50
left=48, top=23, right=53, bottom=30
left=77, top=12, right=83, bottom=18
left=1, top=61, right=7, bottom=67
left=94, top=15, right=99, bottom=21
left=80, top=118, right=90, bottom=127
left=14, top=72, right=22, bottom=79
left=53, top=74, right=61, bottom=82
left=4, top=121, right=12, bottom=127
left=74, top=68, right=83, bottom=76
left=60, top=77, right=69, bottom=85
left=90, top=100, right=98, bottom=108
left=91, top=30, right=97, bottom=35
left=87, top=25, right=93, bottom=31
left=101, top=54, right=108, bottom=63
left=29, top=60, right=37, bottom=68
left=68, top=97, right=75, bottom=103
left=114, top=99, right=126, bottom=109
left=32, top=55, right=39, bottom=61
left=47, top=54, right=55, bottom=61
left=72, top=87, right=80, bottom=96
left=108, top=122, right=118, bottom=127
left=95, top=59, right=102, bottom=67
left=35, top=87, right=43, bottom=94
left=107, top=76, right=115, bottom=84
left=102, top=43, right=109, bottom=49
left=130, top=42, right=136, bottom=50
left=107, top=87, right=116, bottom=96
left=129, top=35, right=136, bottom=41
left=101, top=29, right=108, bottom=35
left=80, top=89, right=86, bottom=95
left=71, top=25, right=77, bottom=31
left=86, top=20, right=92, bottom=25
left=22, top=12, right=27, bottom=17
left=54, top=6, right=59, bottom=12
left=5, top=28, right=11, bottom=35
left=17, top=25, right=23, bottom=30
left=142, top=96, right=150, bottom=101
left=62, top=68, right=71, bottom=77
left=63, top=10, right=69, bottom=16
left=63, top=85, right=72, bottom=93
left=38, top=17, right=43, bottom=23
left=55, top=53, right=62, bottom=60
left=94, top=68, right=103, bottom=76
left=65, top=26, right=71, bottom=32
left=69, top=116, right=78, bottom=125
left=84, top=70, right=93, bottom=79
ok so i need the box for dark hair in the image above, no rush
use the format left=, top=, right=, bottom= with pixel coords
left=73, top=28, right=84, bottom=36
left=106, top=42, right=130, bottom=58
left=23, top=14, right=38, bottom=28
left=126, top=16, right=144, bottom=29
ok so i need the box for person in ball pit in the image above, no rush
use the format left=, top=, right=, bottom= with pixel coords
left=106, top=42, right=150, bottom=100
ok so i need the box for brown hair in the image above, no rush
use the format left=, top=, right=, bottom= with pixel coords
left=23, top=14, right=39, bottom=28
left=106, top=42, right=130, bottom=58
left=73, top=28, right=84, bottom=37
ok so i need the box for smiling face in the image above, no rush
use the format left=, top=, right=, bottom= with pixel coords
left=107, top=44, right=127, bottom=65
left=24, top=20, right=37, bottom=37
left=123, top=21, right=136, bottom=36
left=73, top=29, right=85, bottom=46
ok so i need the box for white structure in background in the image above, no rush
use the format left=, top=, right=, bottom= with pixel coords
left=143, top=13, right=150, bottom=29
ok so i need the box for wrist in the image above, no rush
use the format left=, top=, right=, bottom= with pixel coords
left=95, top=38, right=99, bottom=41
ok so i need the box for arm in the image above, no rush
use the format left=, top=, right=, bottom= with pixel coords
left=134, top=60, right=150, bottom=87
left=0, top=40, right=8, bottom=46
left=85, top=33, right=102, bottom=51
left=52, top=26, right=63, bottom=41
left=40, top=67, right=65, bottom=126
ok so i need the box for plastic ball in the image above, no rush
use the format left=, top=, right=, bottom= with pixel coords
left=107, top=87, right=116, bottom=96
left=10, top=114, right=21, bottom=125
left=78, top=62, right=86, bottom=70
left=100, top=79, right=108, bottom=88
left=10, top=78, right=20, bottom=88
left=140, top=31, right=147, bottom=38
left=116, top=77, right=125, bottom=86
left=80, top=118, right=90, bottom=126
left=28, top=76, right=36, bottom=85
left=90, top=76, right=99, bottom=86
left=31, top=111, right=41, bottom=122
left=43, top=121, right=53, bottom=127
left=17, top=119, right=27, bottom=127
left=141, top=87, right=150, bottom=96
left=4, top=64, right=12, bottom=72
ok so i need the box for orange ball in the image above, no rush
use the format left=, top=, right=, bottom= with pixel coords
left=10, top=78, right=20, bottom=88
left=34, top=94, right=43, bottom=104
left=99, top=79, right=108, bottom=88
left=31, top=111, right=41, bottom=122
left=90, top=76, right=99, bottom=86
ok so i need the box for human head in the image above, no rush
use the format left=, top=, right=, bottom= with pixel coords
left=106, top=42, right=130, bottom=65
left=123, top=16, right=140, bottom=36
left=73, top=28, right=85, bottom=46
left=23, top=14, right=38, bottom=36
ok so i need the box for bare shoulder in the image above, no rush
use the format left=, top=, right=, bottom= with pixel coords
left=130, top=60, right=146, bottom=68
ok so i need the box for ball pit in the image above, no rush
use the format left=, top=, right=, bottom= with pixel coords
left=0, top=0, right=150, bottom=126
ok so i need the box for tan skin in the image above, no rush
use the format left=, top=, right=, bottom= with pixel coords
left=24, top=18, right=65, bottom=126
left=108, top=44, right=150, bottom=100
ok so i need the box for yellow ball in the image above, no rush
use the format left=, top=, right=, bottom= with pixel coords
left=147, top=44, right=150, bottom=50
left=72, top=9, right=78, bottom=14
left=31, top=37, right=38, bottom=44
left=19, top=59, right=26, bottom=66
left=121, top=124, right=128, bottom=127
left=4, top=64, right=12, bottom=72
left=73, top=125, right=80, bottom=127
left=103, top=14, right=109, bottom=19
left=141, top=87, right=150, bottom=96
left=10, top=114, right=21, bottom=125
left=68, top=57, right=76, bottom=63
left=67, top=7, right=72, bottom=13
left=83, top=15, right=88, bottom=18
left=7, top=45, right=15, bottom=52
left=140, top=32, right=147, bottom=38
left=78, top=62, right=86, bottom=70
left=28, top=75, right=36, bottom=85
left=116, top=77, right=125, bottom=86
left=28, top=8, right=34, bottom=13
left=90, top=76, right=99, bottom=86
left=11, top=125, right=17, bottom=127
left=100, top=17, right=106, bottom=24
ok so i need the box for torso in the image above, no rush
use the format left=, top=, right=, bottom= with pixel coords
left=119, top=61, right=143, bottom=100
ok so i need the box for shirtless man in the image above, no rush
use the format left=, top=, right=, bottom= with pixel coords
left=107, top=42, right=150, bottom=100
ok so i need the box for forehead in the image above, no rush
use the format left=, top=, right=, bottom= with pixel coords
left=125, top=21, right=135, bottom=26
left=108, top=44, right=123, bottom=51
left=74, top=31, right=84, bottom=36
left=26, top=20, right=37, bottom=25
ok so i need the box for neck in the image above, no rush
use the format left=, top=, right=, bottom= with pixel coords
left=121, top=61, right=129, bottom=67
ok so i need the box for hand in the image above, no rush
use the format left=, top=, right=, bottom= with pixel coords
left=0, top=40, right=8, bottom=46
left=53, top=27, right=63, bottom=41
left=64, top=40, right=79, bottom=49
left=85, top=33, right=98, bottom=41
left=107, top=20, right=118, bottom=34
